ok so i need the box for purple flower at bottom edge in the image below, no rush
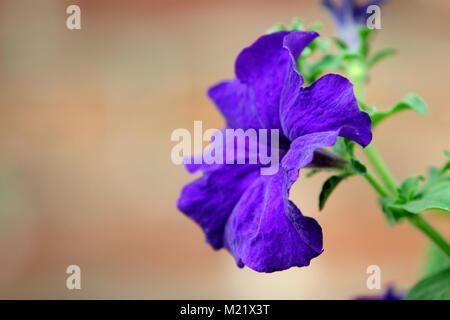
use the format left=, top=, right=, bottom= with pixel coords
left=177, top=31, right=372, bottom=273
left=356, top=287, right=404, bottom=300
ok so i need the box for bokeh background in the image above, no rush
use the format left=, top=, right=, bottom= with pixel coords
left=0, top=0, right=449, bottom=299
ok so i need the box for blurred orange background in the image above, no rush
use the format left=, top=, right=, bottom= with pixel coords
left=0, top=0, right=449, bottom=299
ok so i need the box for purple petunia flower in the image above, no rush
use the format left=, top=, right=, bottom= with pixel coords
left=322, top=0, right=385, bottom=51
left=177, top=31, right=372, bottom=272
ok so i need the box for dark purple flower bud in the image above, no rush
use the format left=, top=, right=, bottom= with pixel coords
left=307, top=148, right=347, bottom=169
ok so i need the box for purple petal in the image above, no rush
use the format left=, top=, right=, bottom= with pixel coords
left=178, top=128, right=268, bottom=249
left=208, top=31, right=318, bottom=132
left=183, top=128, right=275, bottom=174
left=280, top=73, right=372, bottom=147
left=282, top=131, right=342, bottom=183
left=178, top=163, right=261, bottom=249
left=223, top=170, right=322, bottom=272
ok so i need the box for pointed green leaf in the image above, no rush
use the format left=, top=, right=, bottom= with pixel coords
left=332, top=137, right=356, bottom=160
left=402, top=93, right=428, bottom=114
left=381, top=197, right=414, bottom=226
left=332, top=137, right=347, bottom=158
left=350, top=159, right=367, bottom=175
left=357, top=100, right=376, bottom=114
left=390, top=182, right=450, bottom=214
left=380, top=197, right=402, bottom=226
left=306, top=169, right=320, bottom=178
left=443, top=161, right=450, bottom=173
left=372, top=93, right=428, bottom=127
left=384, top=166, right=449, bottom=220
left=398, top=176, right=423, bottom=202
left=317, top=39, right=330, bottom=52
left=405, top=268, right=450, bottom=300
left=368, top=48, right=397, bottom=68
left=310, top=54, right=341, bottom=80
left=290, top=18, right=304, bottom=31
left=423, top=242, right=450, bottom=277
left=300, top=47, right=313, bottom=57
left=333, top=37, right=348, bottom=50
left=307, top=22, right=323, bottom=32
left=266, top=24, right=288, bottom=34
left=421, top=167, right=450, bottom=193
left=319, top=174, right=351, bottom=210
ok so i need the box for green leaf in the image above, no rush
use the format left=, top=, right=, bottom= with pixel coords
left=319, top=174, right=351, bottom=210
left=405, top=268, right=450, bottom=300
left=357, top=100, right=376, bottom=114
left=309, top=54, right=341, bottom=80
left=297, top=58, right=314, bottom=85
left=268, top=19, right=323, bottom=34
left=332, top=137, right=355, bottom=159
left=350, top=159, right=367, bottom=175
left=290, top=18, right=304, bottom=31
left=307, top=21, right=323, bottom=32
left=444, top=151, right=450, bottom=158
left=332, top=137, right=347, bottom=157
left=300, top=47, right=313, bottom=57
left=306, top=169, right=320, bottom=178
left=403, top=93, right=428, bottom=114
left=266, top=24, right=287, bottom=33
left=371, top=93, right=428, bottom=127
left=421, top=167, right=450, bottom=192
left=390, top=181, right=450, bottom=214
left=443, top=161, right=450, bottom=173
left=423, top=242, right=450, bottom=277
left=333, top=37, right=348, bottom=50
left=380, top=197, right=407, bottom=226
left=383, top=166, right=449, bottom=222
left=341, top=52, right=361, bottom=61
left=368, top=48, right=397, bottom=68
left=317, top=39, right=330, bottom=52
left=398, top=176, right=423, bottom=202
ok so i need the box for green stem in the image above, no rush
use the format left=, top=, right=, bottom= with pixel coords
left=350, top=69, right=450, bottom=259
left=408, top=215, right=450, bottom=259
left=364, top=143, right=450, bottom=260
left=363, top=144, right=398, bottom=196
left=363, top=141, right=450, bottom=260
left=364, top=171, right=389, bottom=198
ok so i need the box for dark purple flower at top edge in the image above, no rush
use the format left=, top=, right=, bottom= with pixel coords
left=356, top=286, right=404, bottom=300
left=322, top=0, right=386, bottom=51
left=177, top=31, right=372, bottom=273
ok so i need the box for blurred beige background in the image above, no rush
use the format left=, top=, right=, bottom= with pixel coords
left=0, top=0, right=448, bottom=299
